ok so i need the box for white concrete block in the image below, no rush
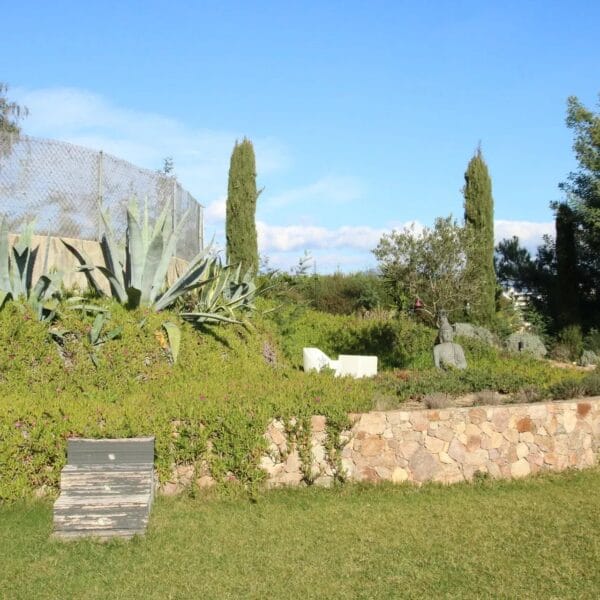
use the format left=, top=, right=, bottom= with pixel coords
left=338, top=354, right=378, bottom=378
left=303, top=348, right=377, bottom=378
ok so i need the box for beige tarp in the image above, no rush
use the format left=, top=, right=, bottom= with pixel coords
left=8, top=233, right=188, bottom=294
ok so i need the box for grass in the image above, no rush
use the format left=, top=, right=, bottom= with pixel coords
left=1, top=468, right=599, bottom=599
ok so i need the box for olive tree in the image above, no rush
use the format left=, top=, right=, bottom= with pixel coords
left=373, top=216, right=484, bottom=324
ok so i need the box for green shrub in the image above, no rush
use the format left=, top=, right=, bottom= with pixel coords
left=555, top=325, right=584, bottom=362
left=0, top=300, right=381, bottom=500
left=292, top=272, right=393, bottom=315
left=549, top=377, right=584, bottom=400
left=584, top=328, right=600, bottom=354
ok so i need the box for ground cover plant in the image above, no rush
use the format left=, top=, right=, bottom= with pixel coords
left=1, top=295, right=596, bottom=501
left=1, top=468, right=599, bottom=599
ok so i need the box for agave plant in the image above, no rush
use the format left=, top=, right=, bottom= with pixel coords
left=63, top=200, right=216, bottom=312
left=0, top=216, right=63, bottom=320
left=181, top=262, right=259, bottom=325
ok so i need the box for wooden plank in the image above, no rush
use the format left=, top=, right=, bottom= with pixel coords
left=67, top=438, right=155, bottom=466
left=54, top=437, right=155, bottom=540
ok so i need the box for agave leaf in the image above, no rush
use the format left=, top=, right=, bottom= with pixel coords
left=90, top=312, right=105, bottom=345
left=14, top=220, right=34, bottom=255
left=49, top=327, right=70, bottom=342
left=61, top=240, right=105, bottom=294
left=181, top=312, right=241, bottom=325
left=67, top=304, right=109, bottom=314
left=99, top=209, right=126, bottom=291
left=149, top=207, right=192, bottom=303
left=97, top=266, right=128, bottom=304
left=140, top=232, right=164, bottom=304
left=142, top=197, right=150, bottom=256
left=11, top=245, right=31, bottom=298
left=101, top=325, right=123, bottom=343
left=0, top=216, right=11, bottom=292
left=162, top=321, right=181, bottom=363
left=0, top=289, right=10, bottom=309
left=126, top=205, right=144, bottom=292
left=153, top=254, right=214, bottom=311
left=126, top=286, right=142, bottom=310
left=30, top=275, right=52, bottom=303
left=151, top=201, right=171, bottom=242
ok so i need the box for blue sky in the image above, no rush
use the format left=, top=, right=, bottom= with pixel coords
left=2, top=1, right=599, bottom=271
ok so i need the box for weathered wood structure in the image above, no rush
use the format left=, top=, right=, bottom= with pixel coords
left=53, top=437, right=155, bottom=540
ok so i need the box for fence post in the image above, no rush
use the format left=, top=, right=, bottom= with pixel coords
left=198, top=203, right=204, bottom=252
left=97, top=150, right=104, bottom=240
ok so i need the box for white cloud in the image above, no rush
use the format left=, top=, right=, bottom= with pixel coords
left=266, top=175, right=364, bottom=208
left=14, top=87, right=289, bottom=205
left=495, top=219, right=554, bottom=250
left=257, top=221, right=387, bottom=252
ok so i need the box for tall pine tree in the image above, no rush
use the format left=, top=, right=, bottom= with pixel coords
left=463, top=147, right=496, bottom=324
left=226, top=138, right=259, bottom=272
left=554, top=202, right=579, bottom=327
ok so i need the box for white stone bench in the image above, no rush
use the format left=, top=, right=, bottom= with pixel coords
left=303, top=347, right=377, bottom=378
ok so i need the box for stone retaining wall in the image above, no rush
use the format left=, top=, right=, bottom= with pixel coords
left=261, top=398, right=600, bottom=487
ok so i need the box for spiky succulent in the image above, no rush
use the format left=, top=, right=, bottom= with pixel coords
left=0, top=216, right=63, bottom=320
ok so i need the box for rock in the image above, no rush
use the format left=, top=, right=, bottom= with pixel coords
left=424, top=435, right=445, bottom=453
left=563, top=411, right=577, bottom=434
left=516, top=442, right=529, bottom=459
left=448, top=438, right=467, bottom=462
left=453, top=322, right=497, bottom=346
left=311, top=415, right=327, bottom=433
left=516, top=417, right=534, bottom=433
left=196, top=475, right=216, bottom=489
left=361, top=437, right=386, bottom=457
left=505, top=332, right=547, bottom=359
left=409, top=448, right=439, bottom=482
left=433, top=426, right=455, bottom=442
left=391, top=467, right=409, bottom=483
left=510, top=459, right=531, bottom=478
left=579, top=350, right=599, bottom=367
left=284, top=450, right=302, bottom=473
left=466, top=435, right=481, bottom=452
left=397, top=440, right=420, bottom=460
left=439, top=451, right=454, bottom=464
left=356, top=412, right=387, bottom=435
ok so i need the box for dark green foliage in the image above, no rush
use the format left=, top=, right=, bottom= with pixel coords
left=268, top=303, right=436, bottom=370
left=0, top=82, right=28, bottom=156
left=554, top=325, right=584, bottom=362
left=374, top=217, right=483, bottom=324
left=463, top=148, right=496, bottom=324
left=555, top=203, right=580, bottom=327
left=294, top=271, right=393, bottom=314
left=0, top=300, right=378, bottom=500
left=226, top=139, right=259, bottom=274
left=495, top=236, right=535, bottom=293
left=495, top=95, right=600, bottom=334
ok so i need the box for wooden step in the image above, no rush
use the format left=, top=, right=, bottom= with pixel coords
left=53, top=438, right=155, bottom=540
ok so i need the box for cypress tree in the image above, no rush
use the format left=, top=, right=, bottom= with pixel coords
left=225, top=138, right=259, bottom=272
left=463, top=147, right=496, bottom=324
left=554, top=202, right=579, bottom=327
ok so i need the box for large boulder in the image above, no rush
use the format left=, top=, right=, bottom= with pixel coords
left=579, top=350, right=599, bottom=367
left=453, top=322, right=497, bottom=347
left=505, top=332, right=547, bottom=359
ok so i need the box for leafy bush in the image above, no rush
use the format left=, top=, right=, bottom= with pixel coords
left=291, top=271, right=393, bottom=315
left=549, top=377, right=584, bottom=400
left=266, top=303, right=435, bottom=370
left=0, top=300, right=381, bottom=500
left=554, top=325, right=584, bottom=362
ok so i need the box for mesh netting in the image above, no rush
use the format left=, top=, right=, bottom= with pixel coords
left=0, top=135, right=204, bottom=260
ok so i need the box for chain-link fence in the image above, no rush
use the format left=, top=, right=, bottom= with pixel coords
left=0, top=135, right=204, bottom=261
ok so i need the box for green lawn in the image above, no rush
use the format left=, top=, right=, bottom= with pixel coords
left=1, top=469, right=599, bottom=599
